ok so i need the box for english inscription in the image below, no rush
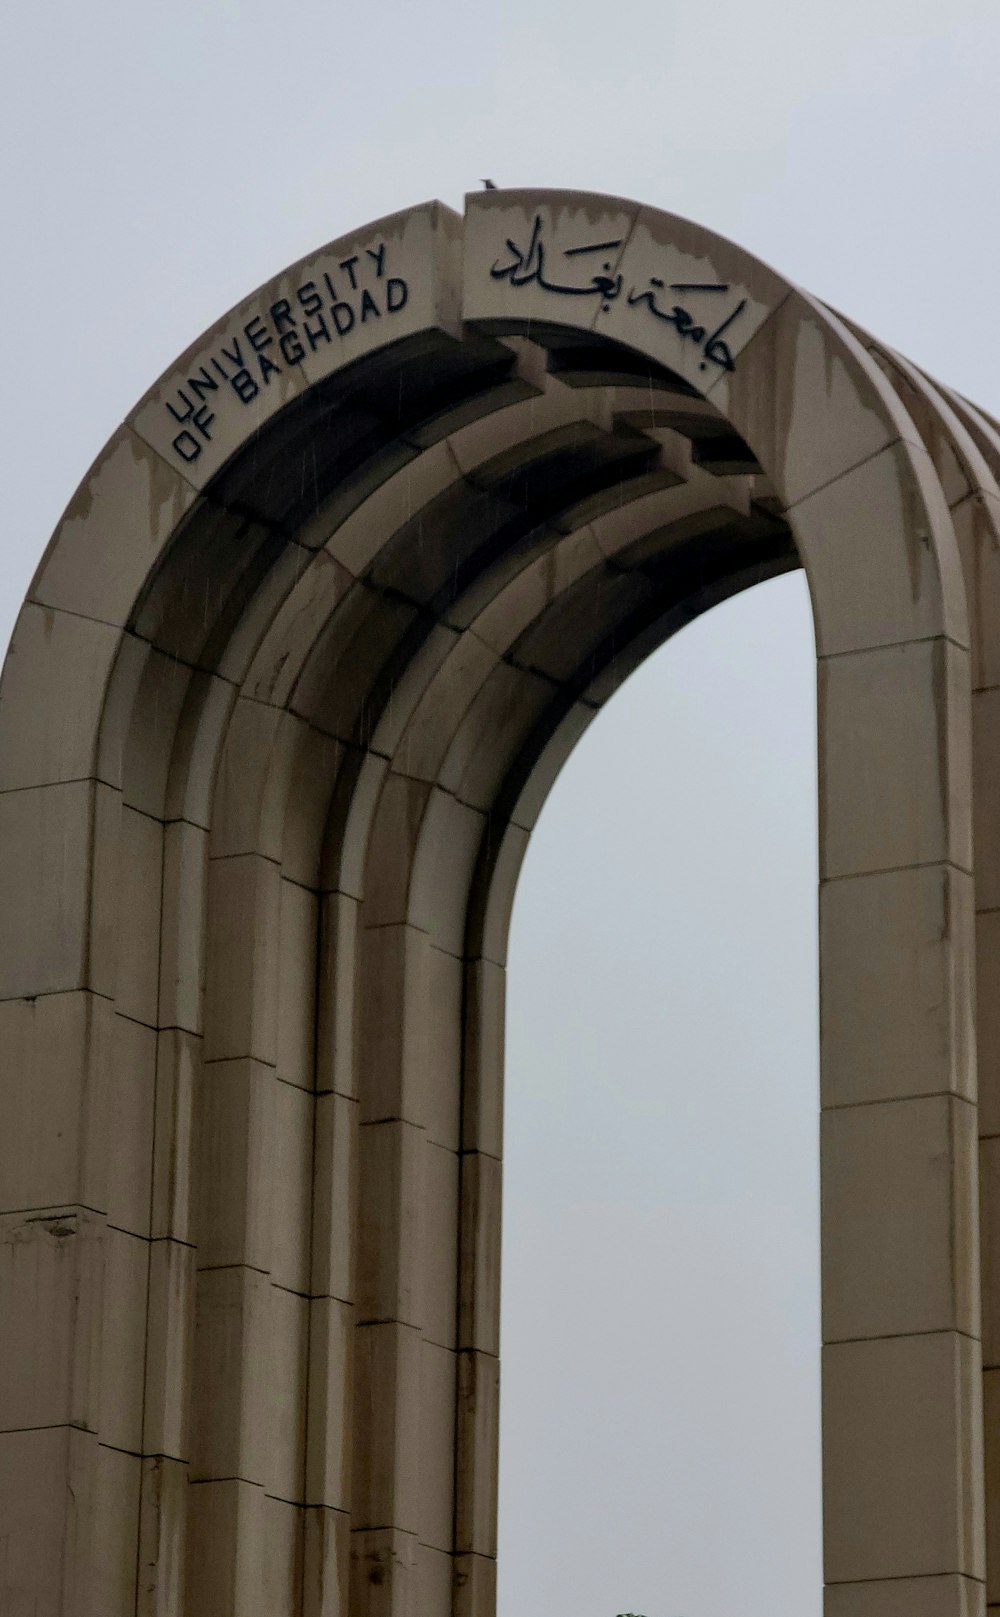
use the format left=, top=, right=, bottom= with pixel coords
left=163, top=241, right=409, bottom=467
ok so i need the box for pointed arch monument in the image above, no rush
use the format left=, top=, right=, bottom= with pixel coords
left=1, top=189, right=998, bottom=1617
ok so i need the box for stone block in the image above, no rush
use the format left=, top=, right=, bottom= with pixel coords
left=143, top=1238, right=196, bottom=1463
left=352, top=1322, right=422, bottom=1535
left=459, top=1153, right=502, bottom=1356
left=271, top=1077, right=313, bottom=1295
left=305, top=1296, right=353, bottom=1511
left=107, top=1013, right=157, bottom=1236
left=0, top=781, right=101, bottom=1000
left=98, top=1224, right=150, bottom=1454
left=190, top=1265, right=270, bottom=1486
left=197, top=1058, right=275, bottom=1273
left=116, top=805, right=164, bottom=1029
left=185, top=1477, right=267, bottom=1617
left=28, top=428, right=196, bottom=627
left=203, top=854, right=281, bottom=1063
left=0, top=602, right=120, bottom=793
left=276, top=880, right=319, bottom=1092
left=420, top=1342, right=457, bottom=1553
left=820, top=864, right=974, bottom=1108
left=455, top=1350, right=499, bottom=1558
left=0, top=1207, right=103, bottom=1434
left=818, top=638, right=971, bottom=881
left=0, top=990, right=112, bottom=1217
left=266, top=1284, right=308, bottom=1504
left=312, top=1091, right=357, bottom=1304
left=151, top=1028, right=199, bottom=1244
left=822, top=1095, right=979, bottom=1344
left=302, top=1505, right=350, bottom=1617
left=822, top=1331, right=984, bottom=1584
left=158, top=819, right=208, bottom=1036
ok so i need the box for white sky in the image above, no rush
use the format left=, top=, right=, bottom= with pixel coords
left=3, top=3, right=1000, bottom=1615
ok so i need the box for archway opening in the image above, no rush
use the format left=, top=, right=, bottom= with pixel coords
left=500, top=572, right=820, bottom=1617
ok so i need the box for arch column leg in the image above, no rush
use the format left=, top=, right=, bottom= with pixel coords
left=817, top=637, right=985, bottom=1616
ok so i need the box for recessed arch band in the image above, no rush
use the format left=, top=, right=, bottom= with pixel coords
left=0, top=189, right=997, bottom=1617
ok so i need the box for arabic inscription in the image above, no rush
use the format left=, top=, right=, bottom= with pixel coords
left=491, top=214, right=747, bottom=376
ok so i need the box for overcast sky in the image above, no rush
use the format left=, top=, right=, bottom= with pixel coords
left=4, top=4, right=1000, bottom=1615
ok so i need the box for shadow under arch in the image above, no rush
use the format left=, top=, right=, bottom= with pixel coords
left=0, top=190, right=992, bottom=1617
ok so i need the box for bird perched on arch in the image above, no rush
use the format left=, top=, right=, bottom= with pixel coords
left=481, top=178, right=497, bottom=189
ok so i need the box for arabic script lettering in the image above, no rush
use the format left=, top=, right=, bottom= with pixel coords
left=491, top=214, right=747, bottom=375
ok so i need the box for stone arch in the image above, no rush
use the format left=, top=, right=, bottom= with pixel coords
left=0, top=190, right=991, bottom=1617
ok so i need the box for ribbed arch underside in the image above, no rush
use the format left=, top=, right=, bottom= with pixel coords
left=122, top=327, right=799, bottom=1615
left=4, top=190, right=1000, bottom=1617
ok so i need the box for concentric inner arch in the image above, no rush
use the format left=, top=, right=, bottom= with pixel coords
left=1, top=188, right=999, bottom=1617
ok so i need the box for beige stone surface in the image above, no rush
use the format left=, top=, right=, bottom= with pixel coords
left=0, top=990, right=112, bottom=1216
left=794, top=437, right=965, bottom=659
left=475, top=817, right=531, bottom=968
left=316, top=890, right=360, bottom=1100
left=270, top=1077, right=313, bottom=1295
left=724, top=287, right=920, bottom=511
left=265, top=1284, right=309, bottom=1504
left=453, top=1550, right=497, bottom=1617
left=0, top=603, right=120, bottom=793
left=261, top=1494, right=304, bottom=1616
left=151, top=1027, right=199, bottom=1244
left=302, top=1505, right=350, bottom=1617
left=0, top=780, right=100, bottom=1000
left=276, top=880, right=319, bottom=1093
left=819, top=637, right=971, bottom=881
left=203, top=853, right=281, bottom=1063
left=28, top=429, right=197, bottom=628
left=423, top=945, right=464, bottom=1152
left=462, top=959, right=506, bottom=1158
left=117, top=642, right=198, bottom=821
left=185, top=1477, right=266, bottom=1617
left=106, top=1013, right=157, bottom=1236
left=952, top=489, right=1000, bottom=691
left=421, top=1341, right=458, bottom=1553
left=197, top=1058, right=275, bottom=1273
left=138, top=1452, right=189, bottom=1617
left=190, top=1264, right=270, bottom=1485
left=820, top=864, right=974, bottom=1108
left=825, top=1574, right=984, bottom=1617
left=116, top=805, right=164, bottom=1028
left=419, top=1545, right=453, bottom=1617
left=143, top=1237, right=195, bottom=1462
left=357, top=923, right=432, bottom=1126
left=0, top=1425, right=97, bottom=1617
left=459, top=1153, right=502, bottom=1357
left=98, top=1223, right=150, bottom=1454
left=822, top=1095, right=979, bottom=1342
left=356, top=1120, right=423, bottom=1328
left=352, top=1321, right=422, bottom=1534
left=311, top=1091, right=357, bottom=1304
left=455, top=1349, right=500, bottom=1558
left=421, top=1141, right=459, bottom=1350
left=158, top=819, right=208, bottom=1036
left=305, top=1296, right=353, bottom=1510
left=348, top=1525, right=420, bottom=1617
left=985, top=1367, right=1000, bottom=1602
left=0, top=1207, right=103, bottom=1434
left=91, top=1442, right=142, bottom=1617
left=974, top=685, right=1000, bottom=911
left=823, top=1331, right=984, bottom=1584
